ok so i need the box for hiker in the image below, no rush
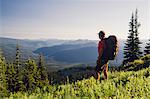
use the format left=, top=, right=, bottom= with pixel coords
left=95, top=31, right=108, bottom=80
left=95, top=30, right=118, bottom=80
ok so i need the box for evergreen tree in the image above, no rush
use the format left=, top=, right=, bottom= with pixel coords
left=124, top=13, right=135, bottom=64
left=5, top=63, right=16, bottom=92
left=5, top=43, right=25, bottom=92
left=0, top=49, right=7, bottom=96
left=134, top=9, right=143, bottom=57
left=123, top=10, right=142, bottom=64
left=23, top=58, right=38, bottom=91
left=14, top=42, right=20, bottom=71
left=144, top=39, right=150, bottom=54
left=37, top=54, right=49, bottom=88
left=12, top=43, right=21, bottom=92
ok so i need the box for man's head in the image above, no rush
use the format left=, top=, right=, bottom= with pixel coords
left=98, top=31, right=105, bottom=40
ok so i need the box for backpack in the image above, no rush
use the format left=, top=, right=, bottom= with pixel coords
left=101, top=35, right=118, bottom=60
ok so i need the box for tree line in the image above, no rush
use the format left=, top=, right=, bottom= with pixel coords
left=0, top=44, right=49, bottom=96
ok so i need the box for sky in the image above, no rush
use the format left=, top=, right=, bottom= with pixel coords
left=0, top=0, right=150, bottom=40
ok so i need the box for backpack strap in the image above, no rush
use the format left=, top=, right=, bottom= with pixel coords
left=101, top=38, right=108, bottom=60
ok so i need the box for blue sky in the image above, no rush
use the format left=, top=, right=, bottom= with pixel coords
left=0, top=0, right=149, bottom=40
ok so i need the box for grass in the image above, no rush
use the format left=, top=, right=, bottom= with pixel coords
left=4, top=67, right=150, bottom=99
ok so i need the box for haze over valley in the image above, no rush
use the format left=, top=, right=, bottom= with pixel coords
left=1, top=37, right=148, bottom=72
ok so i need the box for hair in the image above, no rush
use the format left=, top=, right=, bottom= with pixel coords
left=99, top=31, right=105, bottom=37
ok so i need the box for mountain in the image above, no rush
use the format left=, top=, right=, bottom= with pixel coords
left=34, top=39, right=149, bottom=66
left=34, top=40, right=124, bottom=65
left=0, top=43, right=36, bottom=61
left=51, top=46, right=98, bottom=63
left=0, top=37, right=67, bottom=49
left=1, top=37, right=148, bottom=67
left=34, top=42, right=96, bottom=56
left=0, top=37, right=67, bottom=61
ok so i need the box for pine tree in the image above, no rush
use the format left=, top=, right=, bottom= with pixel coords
left=37, top=54, right=49, bottom=88
left=12, top=43, right=21, bottom=92
left=0, top=49, right=7, bottom=97
left=134, top=9, right=143, bottom=57
left=13, top=43, right=20, bottom=92
left=144, top=39, right=150, bottom=55
left=5, top=43, right=24, bottom=92
left=124, top=13, right=135, bottom=64
left=23, top=58, right=38, bottom=91
left=123, top=10, right=142, bottom=64
left=5, top=63, right=16, bottom=92
left=14, top=42, right=20, bottom=71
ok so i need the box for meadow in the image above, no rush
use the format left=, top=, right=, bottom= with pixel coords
left=5, top=67, right=150, bottom=99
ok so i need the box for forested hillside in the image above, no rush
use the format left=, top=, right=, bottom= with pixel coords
left=1, top=43, right=149, bottom=98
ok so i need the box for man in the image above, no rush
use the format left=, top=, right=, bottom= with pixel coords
left=95, top=31, right=108, bottom=80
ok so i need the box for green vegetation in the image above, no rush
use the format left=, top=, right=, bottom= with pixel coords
left=0, top=9, right=149, bottom=98
left=1, top=43, right=149, bottom=98
left=144, top=39, right=150, bottom=55
left=0, top=41, right=149, bottom=98
left=124, top=9, right=143, bottom=64
left=3, top=67, right=150, bottom=99
left=0, top=50, right=8, bottom=97
left=0, top=44, right=49, bottom=98
left=121, top=54, right=150, bottom=71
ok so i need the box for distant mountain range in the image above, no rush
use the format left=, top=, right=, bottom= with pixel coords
left=33, top=42, right=96, bottom=57
left=34, top=40, right=125, bottom=66
left=0, top=37, right=67, bottom=61
left=0, top=37, right=148, bottom=67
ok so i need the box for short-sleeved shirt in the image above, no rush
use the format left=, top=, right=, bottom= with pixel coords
left=96, top=39, right=108, bottom=72
left=98, top=40, right=105, bottom=55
